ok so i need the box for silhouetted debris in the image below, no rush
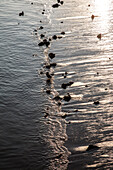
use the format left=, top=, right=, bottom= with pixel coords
left=74, top=109, right=78, bottom=112
left=61, top=83, right=68, bottom=89
left=49, top=38, right=52, bottom=41
left=49, top=53, right=55, bottom=59
left=56, top=154, right=62, bottom=159
left=38, top=39, right=50, bottom=47
left=31, top=2, right=33, bottom=5
left=52, top=35, right=57, bottom=40
left=33, top=29, right=37, bottom=32
left=61, top=81, right=74, bottom=89
left=97, top=72, right=99, bottom=75
left=38, top=41, right=44, bottom=46
left=85, top=85, right=88, bottom=87
left=44, top=112, right=49, bottom=118
left=61, top=21, right=63, bottom=23
left=86, top=144, right=100, bottom=151
left=88, top=4, right=90, bottom=7
left=40, top=20, right=42, bottom=23
left=19, top=11, right=24, bottom=16
left=91, top=14, right=95, bottom=20
left=60, top=1, right=64, bottom=5
left=105, top=88, right=108, bottom=90
left=40, top=34, right=45, bottom=38
left=97, top=33, right=102, bottom=40
left=58, top=102, right=62, bottom=106
left=50, top=63, right=57, bottom=67
left=61, top=114, right=67, bottom=118
left=57, top=0, right=60, bottom=3
left=46, top=89, right=51, bottom=94
left=46, top=78, right=52, bottom=84
left=52, top=3, right=60, bottom=8
left=53, top=95, right=62, bottom=101
left=93, top=100, right=100, bottom=105
left=58, top=36, right=62, bottom=39
left=42, top=12, right=44, bottom=14
left=63, top=93, right=71, bottom=102
left=46, top=72, right=52, bottom=78
left=39, top=26, right=43, bottom=30
left=61, top=31, right=65, bottom=35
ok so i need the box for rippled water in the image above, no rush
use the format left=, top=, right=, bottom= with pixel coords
left=1, top=0, right=113, bottom=169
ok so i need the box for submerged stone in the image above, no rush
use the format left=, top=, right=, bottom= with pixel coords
left=63, top=93, right=71, bottom=102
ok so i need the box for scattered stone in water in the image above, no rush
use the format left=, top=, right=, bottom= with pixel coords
left=50, top=63, right=57, bottom=67
left=61, top=31, right=65, bottom=35
left=31, top=2, right=33, bottom=5
left=39, top=26, right=43, bottom=30
left=97, top=33, right=102, bottom=40
left=49, top=38, right=52, bottom=41
left=91, top=14, right=95, bottom=20
left=74, top=109, right=78, bottom=112
left=58, top=36, right=62, bottom=39
left=61, top=83, right=67, bottom=89
left=38, top=41, right=44, bottom=46
left=97, top=72, right=99, bottom=75
left=60, top=1, right=64, bottom=5
left=52, top=35, right=57, bottom=40
left=61, top=21, right=63, bottom=23
left=19, top=11, right=24, bottom=16
left=68, top=81, right=74, bottom=86
left=49, top=53, right=55, bottom=59
left=46, top=89, right=51, bottom=94
left=105, top=88, right=108, bottom=90
left=61, top=114, right=67, bottom=118
left=40, top=20, right=42, bottom=23
left=44, top=112, right=49, bottom=118
left=46, top=78, right=52, bottom=84
left=57, top=0, right=60, bottom=3
left=53, top=95, right=62, bottom=101
left=42, top=12, right=44, bottom=14
left=94, top=100, right=100, bottom=105
left=40, top=34, right=45, bottom=38
left=63, top=93, right=71, bottom=102
left=85, top=84, right=88, bottom=87
left=88, top=4, right=90, bottom=7
left=52, top=3, right=60, bottom=8
left=86, top=144, right=99, bottom=151
left=46, top=72, right=52, bottom=78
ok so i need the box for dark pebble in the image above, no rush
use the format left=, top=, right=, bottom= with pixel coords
left=40, top=34, right=45, bottom=38
left=42, top=12, right=44, bottom=14
left=50, top=63, right=57, bottom=67
left=61, top=83, right=68, bottom=89
left=61, top=114, right=67, bottom=118
left=53, top=95, right=62, bottom=101
left=63, top=93, right=71, bottom=102
left=60, top=1, right=64, bottom=5
left=38, top=42, right=44, bottom=46
left=52, top=35, right=57, bottom=40
left=31, top=2, right=33, bottom=5
left=39, top=26, right=43, bottom=30
left=49, top=53, right=55, bottom=59
left=46, top=89, right=51, bottom=94
left=44, top=113, right=49, bottom=118
left=19, top=11, right=24, bottom=16
left=94, top=100, right=100, bottom=105
left=46, top=72, right=52, bottom=78
left=52, top=3, right=60, bottom=8
left=57, top=0, right=60, bottom=3
left=61, top=31, right=65, bottom=35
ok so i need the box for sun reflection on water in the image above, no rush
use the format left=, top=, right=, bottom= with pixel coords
left=94, top=0, right=111, bottom=32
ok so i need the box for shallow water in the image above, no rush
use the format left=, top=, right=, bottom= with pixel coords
left=1, top=0, right=113, bottom=169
